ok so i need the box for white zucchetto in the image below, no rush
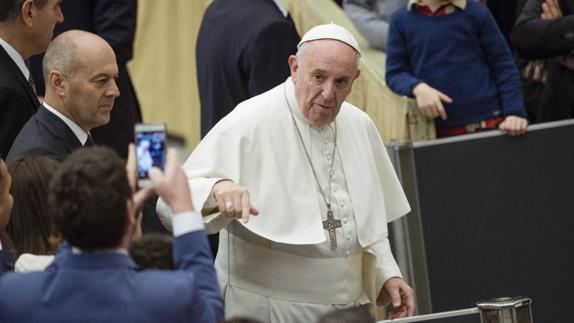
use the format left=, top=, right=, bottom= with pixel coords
left=297, top=23, right=361, bottom=56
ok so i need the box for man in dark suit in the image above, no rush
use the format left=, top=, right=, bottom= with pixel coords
left=0, top=146, right=224, bottom=322
left=7, top=30, right=120, bottom=162
left=29, top=0, right=141, bottom=159
left=196, top=0, right=300, bottom=137
left=196, top=0, right=300, bottom=255
left=512, top=0, right=574, bottom=122
left=0, top=0, right=64, bottom=158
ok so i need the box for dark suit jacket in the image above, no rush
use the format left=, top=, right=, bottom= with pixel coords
left=511, top=0, right=574, bottom=121
left=512, top=0, right=574, bottom=59
left=29, top=0, right=141, bottom=159
left=0, top=46, right=40, bottom=158
left=196, top=0, right=300, bottom=137
left=6, top=106, right=83, bottom=162
left=0, top=231, right=224, bottom=322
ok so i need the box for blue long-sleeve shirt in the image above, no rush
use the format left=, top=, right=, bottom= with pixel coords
left=385, top=1, right=526, bottom=127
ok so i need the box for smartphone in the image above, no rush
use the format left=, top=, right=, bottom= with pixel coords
left=134, top=123, right=166, bottom=187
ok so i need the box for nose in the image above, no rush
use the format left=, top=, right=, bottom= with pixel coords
left=106, top=80, right=120, bottom=98
left=321, top=82, right=336, bottom=103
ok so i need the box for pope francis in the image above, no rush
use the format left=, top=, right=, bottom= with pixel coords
left=158, top=23, right=415, bottom=322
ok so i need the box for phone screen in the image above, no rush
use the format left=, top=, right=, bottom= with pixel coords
left=135, top=127, right=166, bottom=180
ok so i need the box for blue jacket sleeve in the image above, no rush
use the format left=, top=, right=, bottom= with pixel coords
left=173, top=231, right=224, bottom=323
left=479, top=9, right=527, bottom=117
left=385, top=12, right=422, bottom=97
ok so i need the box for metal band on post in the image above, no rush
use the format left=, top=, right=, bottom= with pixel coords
left=477, top=297, right=533, bottom=323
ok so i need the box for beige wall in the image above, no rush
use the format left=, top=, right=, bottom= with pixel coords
left=128, top=0, right=212, bottom=149
left=128, top=0, right=433, bottom=150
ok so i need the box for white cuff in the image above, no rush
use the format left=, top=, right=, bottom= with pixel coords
left=0, top=239, right=3, bottom=250
left=172, top=211, right=205, bottom=237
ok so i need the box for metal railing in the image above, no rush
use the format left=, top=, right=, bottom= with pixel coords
left=378, top=297, right=533, bottom=323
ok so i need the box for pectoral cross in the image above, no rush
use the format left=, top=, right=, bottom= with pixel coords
left=323, top=209, right=342, bottom=249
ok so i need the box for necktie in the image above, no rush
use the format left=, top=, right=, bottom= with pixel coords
left=27, top=73, right=37, bottom=95
left=85, top=134, right=95, bottom=147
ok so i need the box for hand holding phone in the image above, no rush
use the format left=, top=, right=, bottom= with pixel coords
left=135, top=123, right=166, bottom=187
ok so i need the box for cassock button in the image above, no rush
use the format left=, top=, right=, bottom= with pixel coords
left=346, top=234, right=351, bottom=240
left=329, top=170, right=335, bottom=178
left=343, top=219, right=348, bottom=224
left=345, top=251, right=350, bottom=256
left=340, top=202, right=345, bottom=208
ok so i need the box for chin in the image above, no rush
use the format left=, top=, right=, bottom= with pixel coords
left=96, top=115, right=111, bottom=127
left=310, top=114, right=334, bottom=125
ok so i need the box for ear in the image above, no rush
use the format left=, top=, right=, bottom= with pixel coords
left=288, top=55, right=299, bottom=81
left=353, top=69, right=361, bottom=81
left=348, top=69, right=361, bottom=93
left=20, top=0, right=35, bottom=27
left=48, top=70, right=66, bottom=96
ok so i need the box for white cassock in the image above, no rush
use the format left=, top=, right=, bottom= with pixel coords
left=157, top=78, right=410, bottom=323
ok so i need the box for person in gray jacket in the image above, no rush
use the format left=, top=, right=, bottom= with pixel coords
left=344, top=0, right=484, bottom=51
left=343, top=0, right=406, bottom=51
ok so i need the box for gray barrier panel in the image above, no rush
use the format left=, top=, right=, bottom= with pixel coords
left=387, top=120, right=574, bottom=323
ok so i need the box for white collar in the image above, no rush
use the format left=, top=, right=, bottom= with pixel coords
left=273, top=0, right=288, bottom=17
left=0, top=36, right=30, bottom=79
left=285, top=77, right=308, bottom=124
left=43, top=101, right=90, bottom=145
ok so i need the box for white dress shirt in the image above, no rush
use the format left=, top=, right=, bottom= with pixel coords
left=0, top=37, right=30, bottom=79
left=273, top=0, right=288, bottom=17
left=43, top=102, right=89, bottom=146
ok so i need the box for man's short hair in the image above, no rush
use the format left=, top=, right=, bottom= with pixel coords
left=42, top=31, right=77, bottom=80
left=49, top=147, right=131, bottom=251
left=129, top=234, right=174, bottom=270
left=0, top=0, right=49, bottom=24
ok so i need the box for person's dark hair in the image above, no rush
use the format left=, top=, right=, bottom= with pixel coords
left=49, top=147, right=131, bottom=251
left=129, top=233, right=174, bottom=270
left=318, top=306, right=375, bottom=323
left=6, top=156, right=60, bottom=257
left=0, top=0, right=49, bottom=24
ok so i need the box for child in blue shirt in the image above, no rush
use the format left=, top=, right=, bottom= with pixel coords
left=385, top=0, right=528, bottom=137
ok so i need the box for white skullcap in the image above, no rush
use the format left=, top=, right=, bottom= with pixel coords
left=298, top=23, right=361, bottom=56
